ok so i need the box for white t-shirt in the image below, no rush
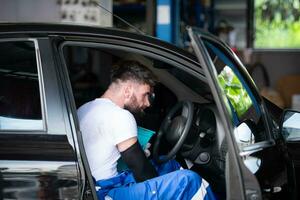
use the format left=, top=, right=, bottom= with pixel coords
left=77, top=98, right=137, bottom=181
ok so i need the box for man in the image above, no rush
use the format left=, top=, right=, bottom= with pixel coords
left=78, top=60, right=215, bottom=200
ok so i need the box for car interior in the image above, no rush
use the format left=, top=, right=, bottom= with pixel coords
left=62, top=44, right=228, bottom=198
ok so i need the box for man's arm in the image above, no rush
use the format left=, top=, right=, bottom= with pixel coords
left=117, top=137, right=137, bottom=152
left=117, top=137, right=158, bottom=182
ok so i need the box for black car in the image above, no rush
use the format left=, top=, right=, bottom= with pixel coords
left=0, top=23, right=299, bottom=200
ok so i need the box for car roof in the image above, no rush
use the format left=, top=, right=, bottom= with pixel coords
left=0, top=22, right=198, bottom=63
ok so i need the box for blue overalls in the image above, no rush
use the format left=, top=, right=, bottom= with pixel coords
left=95, top=160, right=216, bottom=200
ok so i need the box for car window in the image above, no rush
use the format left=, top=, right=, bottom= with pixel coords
left=61, top=44, right=209, bottom=131
left=0, top=41, right=43, bottom=130
left=202, top=40, right=268, bottom=147
left=62, top=46, right=111, bottom=108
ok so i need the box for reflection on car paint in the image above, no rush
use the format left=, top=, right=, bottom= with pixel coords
left=0, top=161, right=78, bottom=199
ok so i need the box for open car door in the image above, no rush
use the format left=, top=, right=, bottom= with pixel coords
left=188, top=27, right=295, bottom=200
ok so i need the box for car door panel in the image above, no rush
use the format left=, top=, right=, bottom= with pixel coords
left=280, top=110, right=300, bottom=199
left=188, top=27, right=293, bottom=199
left=0, top=38, right=81, bottom=199
left=188, top=28, right=255, bottom=200
left=0, top=134, right=78, bottom=199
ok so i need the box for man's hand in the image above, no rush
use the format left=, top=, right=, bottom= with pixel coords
left=144, top=142, right=151, bottom=157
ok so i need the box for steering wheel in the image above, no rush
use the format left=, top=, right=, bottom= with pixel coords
left=153, top=100, right=194, bottom=164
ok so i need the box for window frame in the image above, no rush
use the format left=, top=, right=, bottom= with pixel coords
left=192, top=31, right=275, bottom=151
left=0, top=38, right=46, bottom=133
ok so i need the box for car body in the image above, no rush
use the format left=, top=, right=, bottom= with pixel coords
left=0, top=23, right=299, bottom=200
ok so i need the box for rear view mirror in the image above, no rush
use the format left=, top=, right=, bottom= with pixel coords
left=281, top=110, right=300, bottom=141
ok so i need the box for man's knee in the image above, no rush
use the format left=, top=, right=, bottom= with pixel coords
left=167, top=169, right=208, bottom=199
left=174, top=169, right=201, bottom=187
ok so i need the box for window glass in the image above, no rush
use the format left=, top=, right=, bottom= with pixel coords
left=63, top=46, right=111, bottom=108
left=218, top=66, right=253, bottom=118
left=0, top=41, right=43, bottom=130
left=203, top=40, right=267, bottom=145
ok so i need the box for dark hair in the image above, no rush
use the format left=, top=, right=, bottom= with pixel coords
left=111, top=60, right=156, bottom=87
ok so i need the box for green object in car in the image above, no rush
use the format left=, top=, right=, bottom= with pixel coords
left=218, top=66, right=253, bottom=118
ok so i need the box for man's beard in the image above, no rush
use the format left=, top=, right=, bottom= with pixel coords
left=124, top=95, right=145, bottom=116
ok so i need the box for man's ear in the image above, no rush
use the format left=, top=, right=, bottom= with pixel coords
left=124, top=83, right=133, bottom=101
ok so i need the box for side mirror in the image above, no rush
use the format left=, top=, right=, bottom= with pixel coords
left=234, top=121, right=255, bottom=148
left=234, top=121, right=261, bottom=174
left=280, top=109, right=300, bottom=141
